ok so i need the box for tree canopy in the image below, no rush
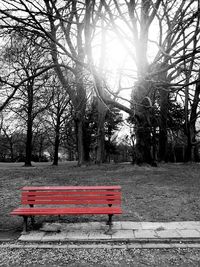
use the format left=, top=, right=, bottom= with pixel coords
left=0, top=0, right=199, bottom=165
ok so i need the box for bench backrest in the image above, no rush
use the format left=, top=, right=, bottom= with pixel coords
left=21, top=186, right=121, bottom=207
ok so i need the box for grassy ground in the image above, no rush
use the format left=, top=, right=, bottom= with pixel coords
left=0, top=161, right=200, bottom=230
left=1, top=161, right=200, bottom=266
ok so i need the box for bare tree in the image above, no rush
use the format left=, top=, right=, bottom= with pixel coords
left=44, top=76, right=70, bottom=165
left=101, top=0, right=200, bottom=163
left=2, top=33, right=53, bottom=166
left=0, top=0, right=200, bottom=165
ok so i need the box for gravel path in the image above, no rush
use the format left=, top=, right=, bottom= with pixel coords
left=1, top=246, right=200, bottom=266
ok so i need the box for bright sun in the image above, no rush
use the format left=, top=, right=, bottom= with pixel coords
left=92, top=21, right=160, bottom=94
left=93, top=32, right=128, bottom=69
left=92, top=30, right=134, bottom=94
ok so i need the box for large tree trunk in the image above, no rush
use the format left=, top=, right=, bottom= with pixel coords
left=47, top=0, right=87, bottom=166
left=134, top=89, right=153, bottom=164
left=24, top=83, right=33, bottom=167
left=96, top=99, right=107, bottom=164
left=185, top=79, right=200, bottom=161
left=74, top=15, right=87, bottom=166
left=75, top=116, right=85, bottom=166
left=132, top=78, right=154, bottom=165
left=73, top=67, right=87, bottom=166
left=10, top=143, right=14, bottom=162
left=83, top=120, right=91, bottom=162
left=130, top=0, right=153, bottom=165
left=24, top=117, right=33, bottom=167
left=52, top=117, right=60, bottom=166
left=158, top=66, right=169, bottom=162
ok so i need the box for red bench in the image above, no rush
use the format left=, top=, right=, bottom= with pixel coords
left=10, top=186, right=122, bottom=234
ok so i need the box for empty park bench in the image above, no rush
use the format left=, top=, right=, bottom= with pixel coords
left=10, top=186, right=122, bottom=233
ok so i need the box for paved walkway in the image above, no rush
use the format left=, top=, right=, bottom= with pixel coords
left=17, top=221, right=200, bottom=245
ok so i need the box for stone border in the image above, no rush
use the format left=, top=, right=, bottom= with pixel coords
left=1, top=242, right=200, bottom=249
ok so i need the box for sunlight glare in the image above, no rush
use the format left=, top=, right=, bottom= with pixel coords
left=92, top=31, right=133, bottom=94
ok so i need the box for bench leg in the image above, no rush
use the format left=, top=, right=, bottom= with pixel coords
left=30, top=216, right=35, bottom=228
left=107, top=214, right=113, bottom=226
left=105, top=214, right=114, bottom=235
left=22, top=216, right=28, bottom=233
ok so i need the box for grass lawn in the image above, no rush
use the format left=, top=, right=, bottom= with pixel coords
left=1, top=162, right=200, bottom=267
left=0, top=161, right=200, bottom=231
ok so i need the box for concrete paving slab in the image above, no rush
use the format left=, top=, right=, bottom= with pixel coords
left=121, top=221, right=142, bottom=230
left=41, top=232, right=66, bottom=242
left=179, top=221, right=200, bottom=229
left=86, top=222, right=107, bottom=230
left=177, top=229, right=200, bottom=238
left=140, top=222, right=166, bottom=230
left=71, top=222, right=104, bottom=230
left=159, top=222, right=183, bottom=230
left=42, top=222, right=80, bottom=231
left=19, top=231, right=45, bottom=242
left=15, top=221, right=200, bottom=243
left=64, top=230, right=89, bottom=240
left=88, top=230, right=112, bottom=240
left=155, top=229, right=181, bottom=239
left=111, top=230, right=134, bottom=240
left=112, top=221, right=122, bottom=230
left=40, top=222, right=62, bottom=232
left=46, top=222, right=107, bottom=231
left=134, top=229, right=158, bottom=239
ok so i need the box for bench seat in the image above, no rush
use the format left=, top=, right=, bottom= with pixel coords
left=11, top=206, right=122, bottom=216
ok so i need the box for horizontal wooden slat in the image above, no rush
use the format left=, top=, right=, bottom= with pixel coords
left=22, top=195, right=120, bottom=199
left=21, top=200, right=121, bottom=205
left=22, top=194, right=120, bottom=199
left=22, top=191, right=121, bottom=196
left=22, top=197, right=120, bottom=202
left=11, top=207, right=122, bottom=216
left=22, top=186, right=121, bottom=191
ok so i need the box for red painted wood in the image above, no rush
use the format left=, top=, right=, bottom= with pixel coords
left=22, top=191, right=121, bottom=196
left=22, top=195, right=120, bottom=200
left=22, top=200, right=120, bottom=205
left=22, top=193, right=120, bottom=199
left=21, top=187, right=121, bottom=206
left=11, top=186, right=122, bottom=218
left=22, top=186, right=121, bottom=191
left=22, top=197, right=120, bottom=201
left=10, top=207, right=122, bottom=216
